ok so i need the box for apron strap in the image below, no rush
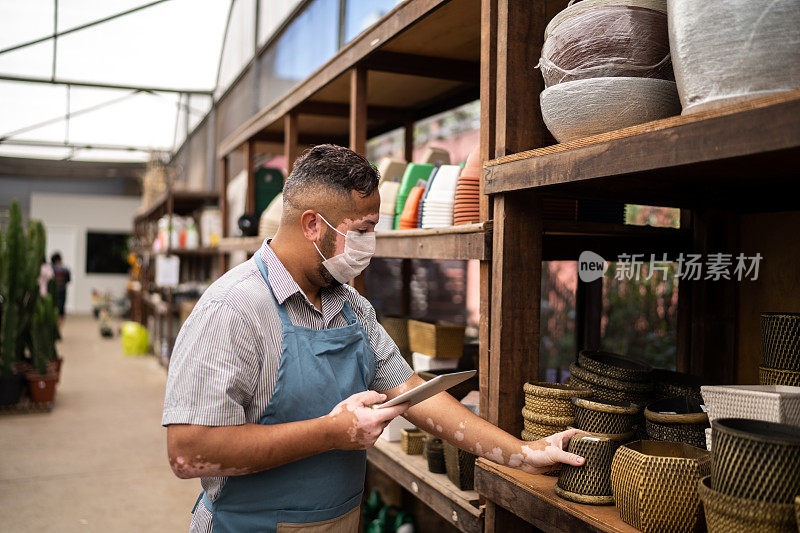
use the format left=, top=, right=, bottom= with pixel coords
left=254, top=252, right=293, bottom=329
left=191, top=491, right=204, bottom=514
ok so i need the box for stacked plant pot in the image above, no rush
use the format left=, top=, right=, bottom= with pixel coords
left=644, top=396, right=710, bottom=449
left=572, top=396, right=641, bottom=442
left=555, top=434, right=619, bottom=505
left=759, top=312, right=800, bottom=386
left=569, top=350, right=654, bottom=407
left=611, top=441, right=712, bottom=532
left=651, top=368, right=715, bottom=402
left=520, top=382, right=591, bottom=441
left=699, top=418, right=800, bottom=532
left=537, top=0, right=680, bottom=143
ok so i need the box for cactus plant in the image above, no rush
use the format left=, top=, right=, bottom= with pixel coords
left=0, top=200, right=24, bottom=377
left=30, top=296, right=58, bottom=375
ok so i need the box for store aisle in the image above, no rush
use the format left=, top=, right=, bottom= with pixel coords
left=0, top=315, right=198, bottom=532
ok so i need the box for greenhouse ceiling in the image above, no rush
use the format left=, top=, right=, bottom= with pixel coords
left=0, top=0, right=233, bottom=163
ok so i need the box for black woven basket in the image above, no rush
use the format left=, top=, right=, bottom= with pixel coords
left=651, top=368, right=714, bottom=402
left=577, top=350, right=653, bottom=382
left=645, top=396, right=710, bottom=449
left=572, top=397, right=641, bottom=435
left=570, top=363, right=654, bottom=394
left=443, top=441, right=476, bottom=491
left=555, top=434, right=618, bottom=505
left=424, top=436, right=446, bottom=474
left=761, top=312, right=800, bottom=370
left=570, top=375, right=652, bottom=406
left=712, top=418, right=800, bottom=504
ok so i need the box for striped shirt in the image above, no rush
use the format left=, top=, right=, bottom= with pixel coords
left=162, top=238, right=413, bottom=532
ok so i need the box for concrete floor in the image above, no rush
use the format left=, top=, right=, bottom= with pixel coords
left=0, top=315, right=199, bottom=532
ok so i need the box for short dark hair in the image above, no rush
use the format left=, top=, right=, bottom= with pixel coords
left=283, top=144, right=379, bottom=211
left=51, top=252, right=62, bottom=263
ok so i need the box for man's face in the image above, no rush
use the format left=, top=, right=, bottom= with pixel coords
left=316, top=190, right=380, bottom=287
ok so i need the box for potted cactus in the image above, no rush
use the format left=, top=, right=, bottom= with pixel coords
left=0, top=200, right=25, bottom=406
left=26, top=295, right=59, bottom=404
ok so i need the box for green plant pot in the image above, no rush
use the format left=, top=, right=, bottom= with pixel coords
left=0, top=374, right=25, bottom=406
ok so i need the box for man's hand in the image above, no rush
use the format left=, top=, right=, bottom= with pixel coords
left=324, top=390, right=409, bottom=450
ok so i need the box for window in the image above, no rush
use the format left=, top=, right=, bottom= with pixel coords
left=86, top=231, right=129, bottom=274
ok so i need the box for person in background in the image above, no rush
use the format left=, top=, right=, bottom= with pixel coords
left=38, top=257, right=54, bottom=297
left=51, top=252, right=71, bottom=327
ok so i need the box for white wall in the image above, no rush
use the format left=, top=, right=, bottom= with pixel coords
left=31, top=193, right=140, bottom=314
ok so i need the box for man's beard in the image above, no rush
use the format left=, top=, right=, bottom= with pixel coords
left=317, top=229, right=342, bottom=288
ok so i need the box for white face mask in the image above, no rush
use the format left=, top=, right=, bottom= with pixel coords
left=313, top=213, right=375, bottom=284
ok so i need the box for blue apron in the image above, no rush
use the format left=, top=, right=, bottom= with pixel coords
left=194, top=253, right=376, bottom=532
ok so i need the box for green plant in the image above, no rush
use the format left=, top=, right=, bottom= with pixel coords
left=0, top=200, right=24, bottom=377
left=30, top=296, right=58, bottom=375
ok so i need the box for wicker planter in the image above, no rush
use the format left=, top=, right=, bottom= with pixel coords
left=570, top=375, right=652, bottom=406
left=760, top=365, right=800, bottom=387
left=573, top=397, right=641, bottom=435
left=555, top=435, right=618, bottom=505
left=644, top=396, right=709, bottom=448
left=443, top=441, right=476, bottom=490
left=407, top=320, right=465, bottom=359
left=523, top=382, right=591, bottom=417
left=795, top=496, right=800, bottom=530
left=523, top=419, right=569, bottom=437
left=712, top=418, right=800, bottom=503
left=522, top=407, right=575, bottom=427
left=380, top=316, right=410, bottom=358
left=577, top=351, right=652, bottom=382
left=424, top=436, right=446, bottom=474
left=652, top=368, right=712, bottom=402
left=401, top=429, right=425, bottom=455
left=698, top=475, right=797, bottom=533
left=702, top=385, right=800, bottom=426
left=761, top=312, right=800, bottom=370
left=570, top=363, right=653, bottom=394
left=611, top=441, right=711, bottom=532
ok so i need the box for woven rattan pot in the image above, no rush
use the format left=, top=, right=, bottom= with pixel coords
left=795, top=496, right=800, bottom=530
left=611, top=441, right=711, bottom=532
left=570, top=375, right=652, bottom=406
left=712, top=418, right=800, bottom=503
left=523, top=381, right=591, bottom=417
left=522, top=407, right=575, bottom=427
left=555, top=435, right=618, bottom=505
left=523, top=419, right=569, bottom=436
left=578, top=351, right=653, bottom=382
left=698, top=475, right=797, bottom=533
left=424, top=436, right=446, bottom=474
left=573, top=397, right=641, bottom=435
left=702, top=385, right=800, bottom=426
left=645, top=396, right=710, bottom=448
left=652, top=368, right=712, bottom=402
left=521, top=428, right=565, bottom=441
left=443, top=441, right=476, bottom=490
left=401, top=429, right=425, bottom=455
left=760, top=365, right=800, bottom=387
left=762, top=312, right=800, bottom=370
left=570, top=363, right=653, bottom=394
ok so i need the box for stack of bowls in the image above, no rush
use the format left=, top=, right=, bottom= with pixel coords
left=569, top=350, right=654, bottom=406
left=521, top=382, right=592, bottom=440
left=376, top=180, right=401, bottom=231
left=699, top=418, right=800, bottom=532
left=555, top=434, right=619, bottom=505
left=644, top=396, right=709, bottom=449
left=538, top=0, right=680, bottom=143
left=415, top=167, right=439, bottom=229
left=394, top=163, right=434, bottom=229
left=651, top=368, right=714, bottom=402
left=760, top=312, right=800, bottom=386
left=454, top=145, right=480, bottom=225
left=421, top=165, right=461, bottom=229
left=572, top=397, right=640, bottom=441
left=611, top=441, right=712, bottom=532
left=397, top=186, right=425, bottom=230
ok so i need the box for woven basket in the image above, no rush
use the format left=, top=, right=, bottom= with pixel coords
left=712, top=418, right=800, bottom=503
left=577, top=351, right=652, bottom=382
left=570, top=363, right=654, bottom=394
left=522, top=407, right=575, bottom=427
left=401, top=428, right=425, bottom=455
left=611, top=441, right=712, bottom=532
left=424, top=436, right=446, bottom=474
left=698, top=475, right=797, bottom=533
left=761, top=312, right=800, bottom=370
left=702, top=385, right=800, bottom=426
left=645, top=396, right=710, bottom=448
left=443, top=441, right=476, bottom=490
left=380, top=316, right=410, bottom=355
left=795, top=496, right=800, bottom=531
left=523, top=419, right=568, bottom=436
left=652, top=368, right=711, bottom=402
left=523, top=382, right=591, bottom=417
left=573, top=397, right=641, bottom=435
left=760, top=365, right=800, bottom=386
left=570, top=376, right=652, bottom=406
left=407, top=320, right=465, bottom=359
left=555, top=435, right=618, bottom=505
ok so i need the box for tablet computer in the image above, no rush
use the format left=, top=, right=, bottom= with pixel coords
left=375, top=370, right=477, bottom=409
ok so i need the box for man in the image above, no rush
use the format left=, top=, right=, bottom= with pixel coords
left=164, top=145, right=584, bottom=532
left=51, top=252, right=71, bottom=327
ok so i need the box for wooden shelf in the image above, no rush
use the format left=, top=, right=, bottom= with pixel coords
left=217, top=237, right=263, bottom=254
left=367, top=439, right=483, bottom=533
left=134, top=190, right=218, bottom=223
left=138, top=247, right=221, bottom=257
left=375, top=222, right=491, bottom=260
left=483, top=90, right=800, bottom=211
left=474, top=459, right=638, bottom=533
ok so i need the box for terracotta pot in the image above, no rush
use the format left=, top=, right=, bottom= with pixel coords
left=25, top=372, right=58, bottom=404
left=0, top=373, right=25, bottom=406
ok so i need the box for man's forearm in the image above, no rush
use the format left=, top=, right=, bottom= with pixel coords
left=167, top=416, right=335, bottom=479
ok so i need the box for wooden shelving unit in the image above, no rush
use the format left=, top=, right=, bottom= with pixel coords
left=368, top=440, right=484, bottom=533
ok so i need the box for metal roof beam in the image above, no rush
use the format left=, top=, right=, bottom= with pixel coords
left=0, top=74, right=213, bottom=95
left=1, top=138, right=165, bottom=153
